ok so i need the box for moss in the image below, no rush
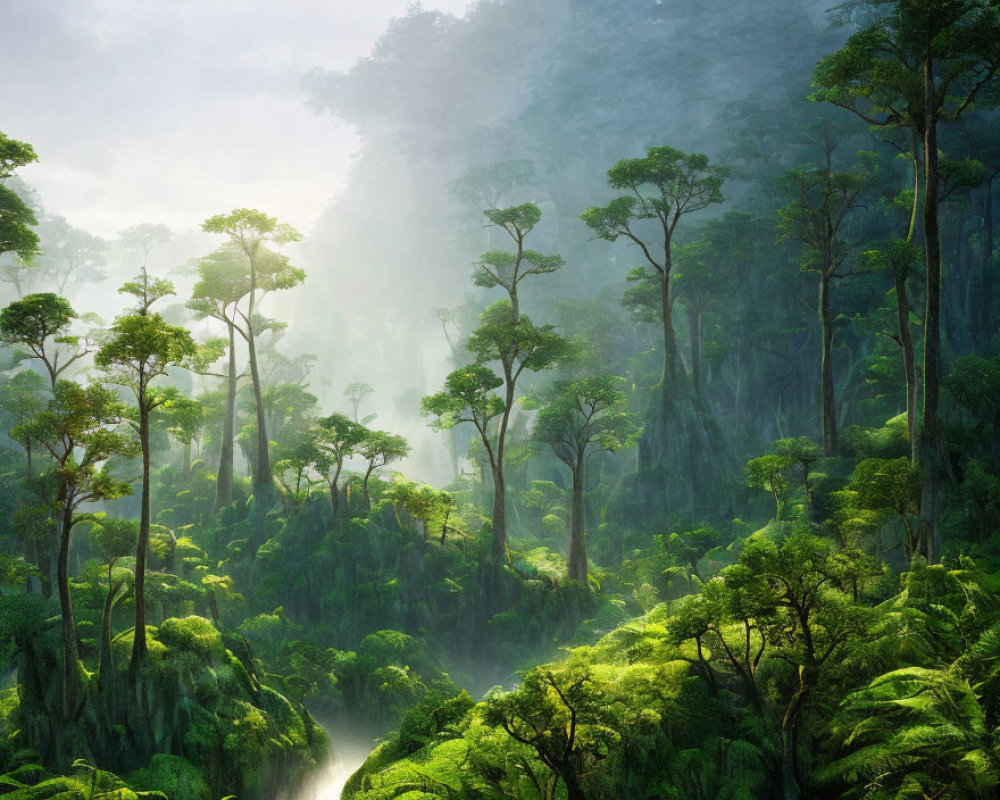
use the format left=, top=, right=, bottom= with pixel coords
left=127, top=754, right=211, bottom=800
left=154, top=616, right=226, bottom=662
left=1, top=776, right=87, bottom=799
left=257, top=685, right=307, bottom=746
left=0, top=775, right=167, bottom=799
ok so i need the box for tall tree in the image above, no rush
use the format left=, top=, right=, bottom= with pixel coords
left=425, top=303, right=570, bottom=561
left=425, top=202, right=567, bottom=561
left=859, top=238, right=922, bottom=462
left=423, top=363, right=505, bottom=543
left=188, top=246, right=252, bottom=509
left=1, top=369, right=46, bottom=477
left=581, top=146, right=726, bottom=493
left=531, top=376, right=641, bottom=584
left=201, top=210, right=304, bottom=501
left=813, top=0, right=1000, bottom=559
left=13, top=381, right=133, bottom=717
left=94, top=271, right=196, bottom=715
left=776, top=140, right=869, bottom=455
left=1, top=293, right=90, bottom=594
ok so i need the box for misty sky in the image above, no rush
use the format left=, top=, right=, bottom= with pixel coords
left=0, top=0, right=469, bottom=238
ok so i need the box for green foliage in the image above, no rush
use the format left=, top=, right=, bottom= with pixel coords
left=0, top=294, right=84, bottom=386
left=0, top=293, right=76, bottom=351
left=314, top=412, right=369, bottom=472
left=202, top=208, right=302, bottom=247
left=846, top=457, right=922, bottom=559
left=849, top=458, right=922, bottom=519
left=0, top=131, right=37, bottom=180
left=841, top=415, right=911, bottom=459
left=483, top=666, right=634, bottom=797
left=661, top=526, right=723, bottom=580
left=95, top=313, right=197, bottom=399
left=188, top=246, right=253, bottom=320
left=465, top=300, right=574, bottom=375
left=422, top=365, right=504, bottom=431
left=776, top=156, right=869, bottom=274
left=472, top=203, right=563, bottom=300
left=198, top=210, right=305, bottom=316
left=382, top=478, right=455, bottom=540
left=88, top=518, right=139, bottom=562
left=532, top=375, right=641, bottom=468
left=724, top=531, right=877, bottom=668
left=0, top=132, right=39, bottom=262
left=812, top=1, right=1000, bottom=130
left=117, top=269, right=176, bottom=314
left=582, top=146, right=726, bottom=245
left=155, top=615, right=227, bottom=661
left=948, top=354, right=1000, bottom=426
left=826, top=667, right=999, bottom=798
left=744, top=454, right=796, bottom=519
left=116, top=615, right=329, bottom=800
left=391, top=689, right=475, bottom=760
left=16, top=380, right=136, bottom=508
left=4, top=11, right=1000, bottom=800
left=127, top=754, right=210, bottom=800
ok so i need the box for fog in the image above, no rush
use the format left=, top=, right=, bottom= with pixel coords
left=1, top=0, right=849, bottom=490
left=6, top=3, right=1000, bottom=798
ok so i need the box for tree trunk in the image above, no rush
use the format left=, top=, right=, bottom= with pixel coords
left=490, top=365, right=516, bottom=564
left=893, top=270, right=919, bottom=463
left=567, top=455, right=588, bottom=584
left=45, top=535, right=56, bottom=599
left=98, top=568, right=122, bottom=720
left=661, top=244, right=678, bottom=383
left=57, top=499, right=81, bottom=718
left=329, top=465, right=342, bottom=518
left=491, top=464, right=507, bottom=563
left=214, top=322, right=237, bottom=509
left=561, top=770, right=586, bottom=800
left=919, top=57, right=944, bottom=564
left=657, top=248, right=678, bottom=468
left=130, top=398, right=151, bottom=713
left=977, top=181, right=995, bottom=353
left=687, top=301, right=725, bottom=466
left=246, top=329, right=272, bottom=495
left=781, top=677, right=809, bottom=800
left=688, top=302, right=702, bottom=398
left=820, top=270, right=838, bottom=455
left=363, top=465, right=374, bottom=509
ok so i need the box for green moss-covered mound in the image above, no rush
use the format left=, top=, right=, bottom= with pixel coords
left=118, top=615, right=328, bottom=799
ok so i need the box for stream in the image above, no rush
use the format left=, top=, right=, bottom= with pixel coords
left=295, top=737, right=371, bottom=800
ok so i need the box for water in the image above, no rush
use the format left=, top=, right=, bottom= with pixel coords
left=295, top=740, right=371, bottom=800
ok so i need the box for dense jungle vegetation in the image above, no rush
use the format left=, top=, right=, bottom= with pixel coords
left=2, top=0, right=1000, bottom=798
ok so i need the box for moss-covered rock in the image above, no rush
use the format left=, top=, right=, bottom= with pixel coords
left=103, top=615, right=328, bottom=800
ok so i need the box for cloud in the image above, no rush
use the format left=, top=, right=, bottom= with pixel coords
left=1, top=0, right=469, bottom=236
